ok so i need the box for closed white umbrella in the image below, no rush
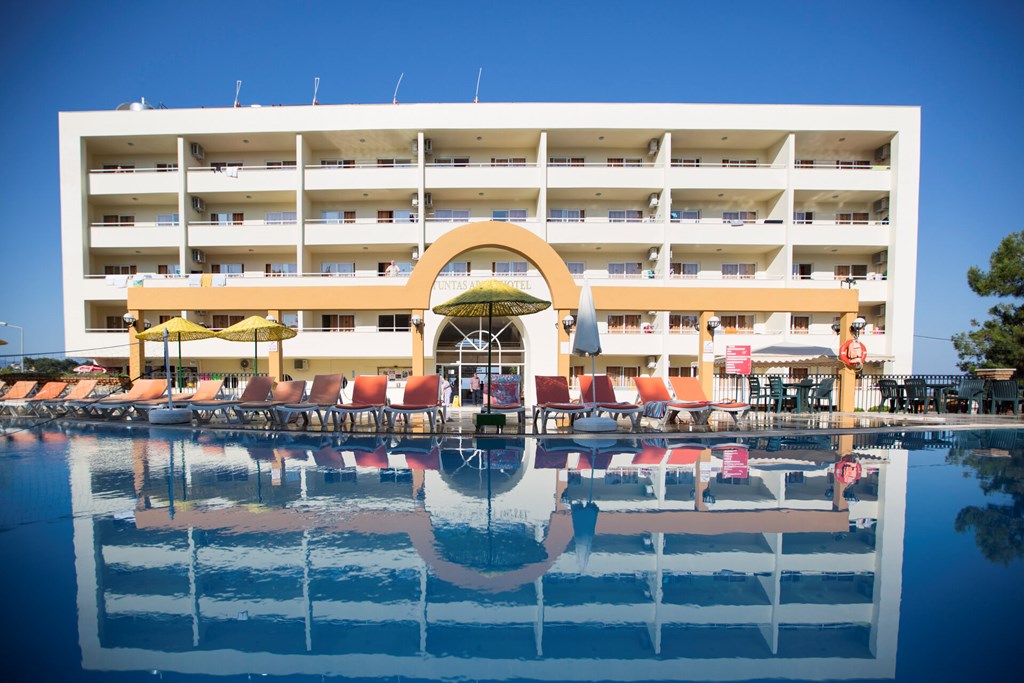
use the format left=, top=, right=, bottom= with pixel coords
left=572, top=281, right=617, bottom=432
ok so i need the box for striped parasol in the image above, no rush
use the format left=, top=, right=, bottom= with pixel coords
left=215, top=315, right=297, bottom=375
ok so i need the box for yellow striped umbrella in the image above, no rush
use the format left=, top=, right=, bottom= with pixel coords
left=215, top=316, right=297, bottom=375
left=135, top=317, right=216, bottom=389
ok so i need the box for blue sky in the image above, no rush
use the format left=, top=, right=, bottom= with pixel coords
left=0, top=0, right=1020, bottom=373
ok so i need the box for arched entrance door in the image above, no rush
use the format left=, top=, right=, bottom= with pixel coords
left=435, top=316, right=524, bottom=407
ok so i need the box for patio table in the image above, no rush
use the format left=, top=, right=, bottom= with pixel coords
left=926, top=383, right=955, bottom=414
left=784, top=381, right=814, bottom=413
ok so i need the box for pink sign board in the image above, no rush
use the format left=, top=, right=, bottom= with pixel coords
left=725, top=345, right=752, bottom=375
left=721, top=447, right=749, bottom=479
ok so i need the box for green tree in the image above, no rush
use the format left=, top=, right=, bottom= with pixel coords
left=23, top=357, right=79, bottom=375
left=952, top=230, right=1024, bottom=374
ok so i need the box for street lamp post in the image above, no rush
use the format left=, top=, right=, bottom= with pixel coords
left=0, top=321, right=24, bottom=371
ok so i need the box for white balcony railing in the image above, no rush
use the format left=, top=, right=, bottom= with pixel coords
left=90, top=221, right=179, bottom=228
left=669, top=162, right=786, bottom=169
left=669, top=218, right=783, bottom=225
left=89, top=167, right=179, bottom=174
left=793, top=218, right=889, bottom=227
left=795, top=161, right=891, bottom=170
left=189, top=219, right=297, bottom=227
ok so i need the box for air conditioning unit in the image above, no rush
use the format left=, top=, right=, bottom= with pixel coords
left=873, top=197, right=890, bottom=213
left=191, top=248, right=206, bottom=264
left=872, top=250, right=888, bottom=265
left=647, top=138, right=659, bottom=156
left=875, top=304, right=886, bottom=317
left=423, top=138, right=432, bottom=155
left=647, top=247, right=659, bottom=261
left=874, top=143, right=891, bottom=162
left=293, top=359, right=309, bottom=370
left=193, top=310, right=208, bottom=316
left=190, top=142, right=205, bottom=161
left=648, top=193, right=660, bottom=208
left=423, top=192, right=432, bottom=208
left=411, top=193, right=420, bottom=207
left=191, top=196, right=206, bottom=212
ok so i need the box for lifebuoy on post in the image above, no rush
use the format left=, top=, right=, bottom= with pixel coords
left=839, top=339, right=866, bottom=370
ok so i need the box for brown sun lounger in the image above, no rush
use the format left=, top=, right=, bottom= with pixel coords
left=329, top=375, right=389, bottom=431
left=274, top=374, right=344, bottom=430
left=133, top=379, right=225, bottom=418
left=231, top=380, right=306, bottom=425
left=188, top=376, right=275, bottom=423
left=35, top=379, right=100, bottom=416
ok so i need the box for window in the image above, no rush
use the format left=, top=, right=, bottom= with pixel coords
left=722, top=211, right=757, bottom=224
left=102, top=164, right=135, bottom=172
left=492, top=209, right=527, bottom=222
left=157, top=264, right=181, bottom=275
left=321, top=159, right=355, bottom=168
left=722, top=263, right=756, bottom=279
left=321, top=314, right=355, bottom=331
left=720, top=315, right=754, bottom=332
left=670, top=209, right=700, bottom=222
left=569, top=365, right=585, bottom=384
left=565, top=261, right=585, bottom=277
left=670, top=262, right=699, bottom=279
left=156, top=163, right=178, bottom=172
left=321, top=210, right=356, bottom=224
left=265, top=211, right=296, bottom=224
left=321, top=262, right=355, bottom=277
left=791, top=315, right=810, bottom=334
left=608, top=210, right=643, bottom=222
left=671, top=157, right=701, bottom=167
left=378, top=314, right=411, bottom=332
left=209, top=161, right=242, bottom=170
left=789, top=368, right=809, bottom=380
left=836, top=159, right=870, bottom=169
left=492, top=261, right=528, bottom=276
left=722, top=159, right=757, bottom=167
left=793, top=211, right=814, bottom=224
left=795, top=159, right=816, bottom=168
left=265, top=160, right=296, bottom=169
left=549, top=209, right=585, bottom=222
left=105, top=316, right=124, bottom=329
left=606, top=366, right=640, bottom=387
left=377, top=261, right=413, bottom=277
left=834, top=264, right=868, bottom=280
left=669, top=314, right=699, bottom=333
left=433, top=157, right=470, bottom=167
left=793, top=263, right=813, bottom=280
left=210, top=212, right=244, bottom=225
left=377, top=210, right=416, bottom=223
left=433, top=209, right=470, bottom=222
left=211, top=263, right=243, bottom=275
left=440, top=261, right=471, bottom=277
left=836, top=212, right=870, bottom=224
left=608, top=262, right=642, bottom=278
left=669, top=366, right=695, bottom=377
left=104, top=264, right=137, bottom=275
left=607, top=314, right=641, bottom=333
left=491, top=157, right=526, bottom=166
left=264, top=263, right=297, bottom=277
left=158, top=315, right=173, bottom=324
left=549, top=157, right=584, bottom=166
left=212, top=314, right=245, bottom=329
left=101, top=214, right=135, bottom=225
left=606, top=157, right=643, bottom=167
left=156, top=213, right=179, bottom=226
left=376, top=158, right=412, bottom=167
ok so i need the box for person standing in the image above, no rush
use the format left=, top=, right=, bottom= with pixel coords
left=470, top=374, right=482, bottom=405
left=384, top=260, right=400, bottom=277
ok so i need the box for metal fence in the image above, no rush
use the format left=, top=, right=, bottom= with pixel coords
left=146, top=371, right=270, bottom=399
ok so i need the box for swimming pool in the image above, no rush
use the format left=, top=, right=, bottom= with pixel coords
left=1, top=425, right=1021, bottom=681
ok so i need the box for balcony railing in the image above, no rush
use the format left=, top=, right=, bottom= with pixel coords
left=89, top=167, right=179, bottom=174
left=669, top=161, right=786, bottom=169
left=792, top=274, right=887, bottom=282
left=188, top=164, right=298, bottom=173
left=189, top=219, right=298, bottom=227
left=670, top=218, right=782, bottom=225
left=793, top=218, right=889, bottom=226
left=794, top=161, right=891, bottom=170
left=90, top=221, right=179, bottom=228
left=302, top=161, right=416, bottom=169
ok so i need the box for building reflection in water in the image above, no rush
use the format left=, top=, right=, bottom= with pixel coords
left=68, top=427, right=909, bottom=680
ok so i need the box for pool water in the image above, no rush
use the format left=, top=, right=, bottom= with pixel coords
left=0, top=425, right=1022, bottom=682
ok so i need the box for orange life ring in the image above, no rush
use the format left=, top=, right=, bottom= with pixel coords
left=839, top=339, right=866, bottom=370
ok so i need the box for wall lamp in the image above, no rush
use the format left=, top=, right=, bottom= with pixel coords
left=831, top=321, right=842, bottom=335
left=841, top=276, right=857, bottom=289
left=850, top=316, right=867, bottom=339
left=706, top=315, right=721, bottom=335
left=561, top=314, right=575, bottom=333
left=122, top=312, right=137, bottom=327
left=410, top=314, right=424, bottom=330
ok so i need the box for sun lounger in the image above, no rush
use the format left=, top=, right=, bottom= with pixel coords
left=329, top=375, right=389, bottom=431
left=383, top=375, right=443, bottom=431
left=634, top=376, right=713, bottom=426
left=79, top=379, right=168, bottom=419
left=34, top=379, right=99, bottom=416
left=532, top=376, right=591, bottom=433
left=479, top=377, right=527, bottom=432
left=669, top=376, right=749, bottom=424
left=4, top=381, right=67, bottom=416
left=578, top=375, right=642, bottom=431
left=231, top=380, right=306, bottom=425
left=132, top=379, right=225, bottom=418
left=274, top=374, right=344, bottom=430
left=0, top=381, right=39, bottom=415
left=188, top=376, right=274, bottom=423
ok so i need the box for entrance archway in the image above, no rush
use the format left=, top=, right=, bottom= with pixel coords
left=434, top=315, right=526, bottom=407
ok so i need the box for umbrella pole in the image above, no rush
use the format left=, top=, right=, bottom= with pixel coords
left=486, top=303, right=493, bottom=414
left=253, top=338, right=258, bottom=376
left=177, top=336, right=183, bottom=391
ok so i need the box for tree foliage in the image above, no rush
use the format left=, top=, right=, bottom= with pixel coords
left=24, top=357, right=79, bottom=375
left=952, top=230, right=1024, bottom=374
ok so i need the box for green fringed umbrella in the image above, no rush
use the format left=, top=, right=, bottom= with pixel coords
left=432, top=279, right=550, bottom=413
left=215, top=315, right=297, bottom=375
left=135, top=317, right=216, bottom=390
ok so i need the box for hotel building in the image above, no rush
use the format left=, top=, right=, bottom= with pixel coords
left=59, top=102, right=920, bottom=408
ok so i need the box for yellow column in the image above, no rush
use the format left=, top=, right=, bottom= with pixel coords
left=127, top=309, right=145, bottom=380
left=557, top=309, right=571, bottom=377
left=838, top=311, right=857, bottom=413
left=697, top=311, right=716, bottom=399
left=412, top=309, right=425, bottom=375
left=267, top=309, right=284, bottom=381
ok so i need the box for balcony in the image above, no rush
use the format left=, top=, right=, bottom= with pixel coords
left=790, top=276, right=888, bottom=302
left=80, top=276, right=132, bottom=301
left=667, top=219, right=784, bottom=246
left=790, top=220, right=890, bottom=248
left=668, top=163, right=786, bottom=191
left=793, top=165, right=891, bottom=192
left=425, top=163, right=542, bottom=189
left=305, top=163, right=418, bottom=191
left=286, top=330, right=411, bottom=359
left=305, top=218, right=419, bottom=246
left=593, top=329, right=663, bottom=355
left=90, top=222, right=181, bottom=249
left=547, top=217, right=664, bottom=245
left=88, top=168, right=179, bottom=196
left=187, top=220, right=299, bottom=248
left=425, top=216, right=542, bottom=243
left=187, top=165, right=297, bottom=194
left=547, top=163, right=662, bottom=190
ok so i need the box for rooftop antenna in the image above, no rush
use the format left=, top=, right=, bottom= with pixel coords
left=233, top=80, right=242, bottom=108
left=312, top=76, right=320, bottom=105
left=392, top=72, right=404, bottom=105
left=474, top=67, right=482, bottom=103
